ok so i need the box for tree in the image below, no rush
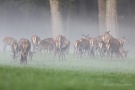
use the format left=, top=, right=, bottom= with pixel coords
left=49, top=0, right=63, bottom=38
left=106, top=0, right=118, bottom=38
left=98, top=0, right=106, bottom=34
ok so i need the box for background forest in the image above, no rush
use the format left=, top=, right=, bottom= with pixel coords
left=0, top=0, right=135, bottom=54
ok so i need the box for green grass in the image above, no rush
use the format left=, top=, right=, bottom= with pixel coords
left=0, top=50, right=135, bottom=90
left=0, top=66, right=135, bottom=90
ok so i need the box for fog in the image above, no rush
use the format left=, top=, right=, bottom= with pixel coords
left=0, top=0, right=135, bottom=56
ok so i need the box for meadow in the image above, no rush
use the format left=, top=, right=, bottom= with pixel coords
left=0, top=50, right=135, bottom=90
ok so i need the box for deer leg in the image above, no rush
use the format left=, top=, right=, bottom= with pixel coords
left=53, top=50, right=57, bottom=61
left=73, top=47, right=76, bottom=57
left=3, top=44, right=7, bottom=53
left=110, top=52, right=113, bottom=60
left=39, top=50, right=42, bottom=57
left=62, top=51, right=63, bottom=61
left=44, top=49, right=48, bottom=57
left=59, top=51, right=61, bottom=61
left=80, top=51, right=82, bottom=58
left=33, top=45, right=35, bottom=52
left=64, top=51, right=66, bottom=61
left=99, top=49, right=102, bottom=59
left=26, top=58, right=27, bottom=65
left=76, top=50, right=78, bottom=59
left=107, top=50, right=109, bottom=60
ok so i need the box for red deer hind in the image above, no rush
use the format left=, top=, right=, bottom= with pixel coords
left=18, top=38, right=31, bottom=64
left=10, top=41, right=18, bottom=62
left=43, top=38, right=56, bottom=54
left=53, top=35, right=69, bottom=61
left=31, top=35, right=40, bottom=52
left=36, top=40, right=54, bottom=57
left=56, top=35, right=67, bottom=50
left=2, top=37, right=17, bottom=53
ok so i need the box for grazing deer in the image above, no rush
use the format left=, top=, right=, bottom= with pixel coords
left=31, top=35, right=40, bottom=52
left=36, top=40, right=54, bottom=57
left=53, top=39, right=69, bottom=61
left=43, top=38, right=56, bottom=54
left=10, top=41, right=18, bottom=62
left=18, top=38, right=31, bottom=64
left=105, top=40, right=127, bottom=60
left=119, top=46, right=129, bottom=60
left=2, top=37, right=17, bottom=53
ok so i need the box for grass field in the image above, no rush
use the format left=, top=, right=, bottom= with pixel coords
left=0, top=50, right=135, bottom=90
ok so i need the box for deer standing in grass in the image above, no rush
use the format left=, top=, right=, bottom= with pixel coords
left=53, top=35, right=70, bottom=61
left=31, top=35, right=40, bottom=52
left=18, top=38, right=31, bottom=64
left=2, top=37, right=17, bottom=53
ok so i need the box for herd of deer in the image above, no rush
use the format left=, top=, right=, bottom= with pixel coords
left=2, top=35, right=70, bottom=64
left=2, top=31, right=129, bottom=65
left=74, top=31, right=129, bottom=60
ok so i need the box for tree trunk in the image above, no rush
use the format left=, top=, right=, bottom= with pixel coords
left=106, top=0, right=118, bottom=38
left=66, top=1, right=72, bottom=39
left=49, top=0, right=63, bottom=38
left=98, top=0, right=106, bottom=35
left=79, top=0, right=87, bottom=21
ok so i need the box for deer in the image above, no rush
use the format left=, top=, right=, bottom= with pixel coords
left=106, top=41, right=128, bottom=60
left=74, top=40, right=83, bottom=58
left=118, top=36, right=129, bottom=47
left=79, top=37, right=90, bottom=56
left=53, top=39, right=70, bottom=61
left=95, top=35, right=105, bottom=42
left=31, top=35, right=40, bottom=52
left=98, top=41, right=106, bottom=59
left=104, top=31, right=113, bottom=37
left=18, top=38, right=31, bottom=65
left=36, top=40, right=54, bottom=57
left=65, top=39, right=70, bottom=55
left=89, top=38, right=98, bottom=58
left=119, top=46, right=129, bottom=60
left=105, top=35, right=128, bottom=60
left=2, top=37, right=17, bottom=53
left=10, top=41, right=18, bottom=62
left=73, top=40, right=80, bottom=57
left=56, top=35, right=67, bottom=51
left=43, top=38, right=56, bottom=54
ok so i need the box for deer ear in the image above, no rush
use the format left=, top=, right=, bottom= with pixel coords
left=126, top=50, right=129, bottom=53
left=82, top=34, right=85, bottom=36
left=123, top=36, right=125, bottom=39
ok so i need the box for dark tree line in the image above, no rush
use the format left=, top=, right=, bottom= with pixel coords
left=0, top=0, right=135, bottom=38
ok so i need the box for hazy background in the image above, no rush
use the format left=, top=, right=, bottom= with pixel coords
left=0, top=0, right=135, bottom=55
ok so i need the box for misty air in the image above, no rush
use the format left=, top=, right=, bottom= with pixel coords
left=0, top=0, right=135, bottom=90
